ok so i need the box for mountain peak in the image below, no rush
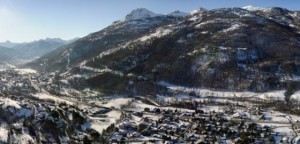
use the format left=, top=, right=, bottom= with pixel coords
left=242, top=5, right=264, bottom=11
left=167, top=10, right=189, bottom=17
left=190, top=7, right=207, bottom=15
left=1, top=40, right=13, bottom=44
left=0, top=40, right=19, bottom=48
left=263, top=7, right=290, bottom=14
left=125, top=8, right=161, bottom=21
left=45, top=37, right=63, bottom=40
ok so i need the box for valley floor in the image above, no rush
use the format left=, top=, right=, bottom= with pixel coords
left=1, top=64, right=300, bottom=143
left=104, top=96, right=300, bottom=144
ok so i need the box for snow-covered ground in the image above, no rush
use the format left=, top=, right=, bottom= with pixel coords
left=125, top=99, right=195, bottom=113
left=242, top=5, right=265, bottom=11
left=291, top=91, right=300, bottom=101
left=221, top=23, right=245, bottom=33
left=14, top=68, right=37, bottom=74
left=103, top=97, right=133, bottom=109
left=159, top=81, right=288, bottom=101
left=0, top=98, right=21, bottom=110
left=32, top=93, right=74, bottom=105
left=139, top=28, right=173, bottom=42
left=116, top=96, right=300, bottom=143
left=11, top=132, right=35, bottom=144
left=0, top=121, right=8, bottom=143
left=84, top=110, right=122, bottom=134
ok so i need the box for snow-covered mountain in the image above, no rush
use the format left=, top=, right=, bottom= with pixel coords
left=0, top=46, right=15, bottom=62
left=0, top=38, right=79, bottom=64
left=124, top=8, right=188, bottom=21
left=0, top=41, right=19, bottom=48
left=242, top=5, right=265, bottom=11
left=190, top=7, right=207, bottom=15
left=13, top=38, right=79, bottom=58
left=167, top=10, right=189, bottom=17
left=124, top=8, right=161, bottom=21
left=26, top=7, right=300, bottom=94
left=26, top=8, right=183, bottom=72
left=0, top=38, right=78, bottom=48
left=2, top=6, right=300, bottom=144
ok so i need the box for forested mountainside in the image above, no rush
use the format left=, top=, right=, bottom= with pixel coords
left=26, top=7, right=300, bottom=94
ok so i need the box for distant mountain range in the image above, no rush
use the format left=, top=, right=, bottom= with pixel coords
left=25, top=7, right=300, bottom=94
left=0, top=38, right=79, bottom=64
left=0, top=41, right=20, bottom=48
left=0, top=46, right=15, bottom=62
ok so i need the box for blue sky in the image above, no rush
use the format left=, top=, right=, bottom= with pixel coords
left=0, top=0, right=299, bottom=42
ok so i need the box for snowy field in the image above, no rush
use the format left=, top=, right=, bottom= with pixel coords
left=32, top=93, right=74, bottom=105
left=159, top=81, right=300, bottom=102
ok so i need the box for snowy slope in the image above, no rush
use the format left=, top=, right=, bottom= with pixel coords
left=242, top=5, right=264, bottom=11
left=167, top=11, right=189, bottom=17
left=125, top=8, right=161, bottom=21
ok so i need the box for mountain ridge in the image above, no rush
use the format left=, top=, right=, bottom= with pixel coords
left=25, top=8, right=184, bottom=72
left=0, top=37, right=79, bottom=48
left=25, top=7, right=300, bottom=94
left=0, top=37, right=79, bottom=65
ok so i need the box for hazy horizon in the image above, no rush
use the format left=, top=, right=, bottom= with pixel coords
left=0, top=37, right=79, bottom=43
